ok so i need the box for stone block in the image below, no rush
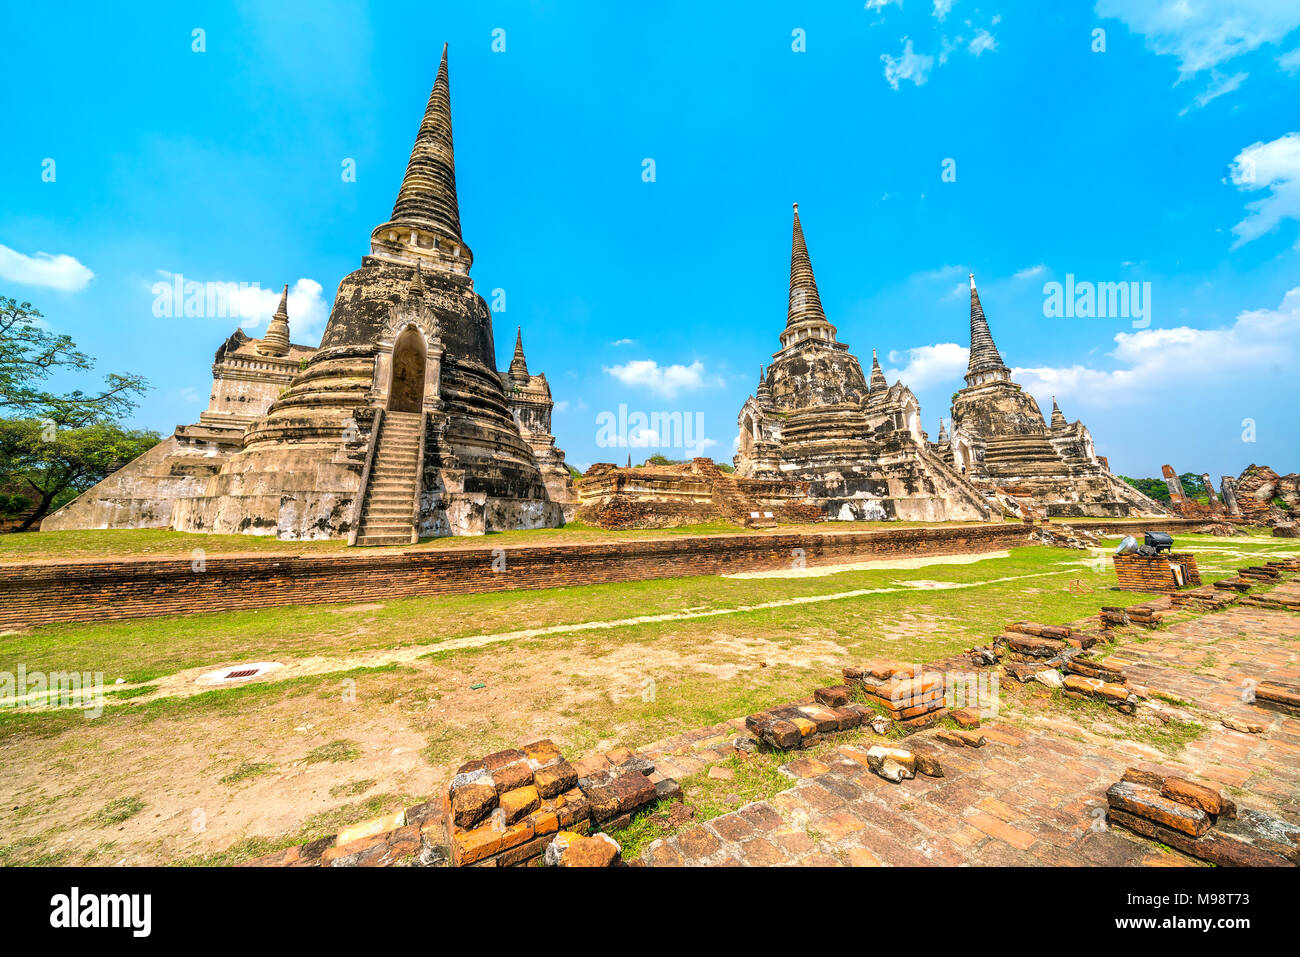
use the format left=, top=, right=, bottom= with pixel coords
left=1106, top=781, right=1211, bottom=838
left=534, top=759, right=578, bottom=798
left=814, top=685, right=851, bottom=708
left=451, top=782, right=497, bottom=829
left=500, top=785, right=541, bottom=825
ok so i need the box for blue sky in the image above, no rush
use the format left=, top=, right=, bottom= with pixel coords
left=2, top=0, right=1298, bottom=478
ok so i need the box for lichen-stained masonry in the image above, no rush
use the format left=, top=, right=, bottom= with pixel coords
left=734, top=205, right=993, bottom=522
left=940, top=275, right=1167, bottom=519
left=43, top=45, right=573, bottom=542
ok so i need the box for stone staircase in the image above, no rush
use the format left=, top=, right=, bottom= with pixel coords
left=354, top=411, right=423, bottom=547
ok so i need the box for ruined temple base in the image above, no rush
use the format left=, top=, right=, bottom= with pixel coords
left=576, top=458, right=822, bottom=530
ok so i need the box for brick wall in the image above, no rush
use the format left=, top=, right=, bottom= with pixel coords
left=1113, top=552, right=1203, bottom=592
left=0, top=518, right=1205, bottom=628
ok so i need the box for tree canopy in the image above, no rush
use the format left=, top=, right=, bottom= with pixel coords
left=0, top=296, right=148, bottom=427
left=0, top=295, right=155, bottom=529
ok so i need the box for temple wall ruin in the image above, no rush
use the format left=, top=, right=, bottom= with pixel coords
left=0, top=518, right=1207, bottom=629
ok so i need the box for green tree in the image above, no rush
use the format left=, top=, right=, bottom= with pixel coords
left=1119, top=475, right=1171, bottom=502
left=0, top=296, right=148, bottom=427
left=0, top=418, right=160, bottom=530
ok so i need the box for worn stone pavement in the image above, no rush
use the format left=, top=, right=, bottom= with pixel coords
left=637, top=582, right=1300, bottom=866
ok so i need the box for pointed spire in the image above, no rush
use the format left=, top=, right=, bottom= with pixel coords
left=786, top=203, right=827, bottom=329
left=938, top=417, right=949, bottom=442
left=965, top=272, right=1009, bottom=387
left=258, top=284, right=291, bottom=357
left=869, top=349, right=888, bottom=392
left=370, top=44, right=473, bottom=271
left=508, top=326, right=530, bottom=385
left=756, top=364, right=771, bottom=403
left=1050, top=396, right=1067, bottom=429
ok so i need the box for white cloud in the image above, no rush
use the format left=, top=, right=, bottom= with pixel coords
left=865, top=0, right=903, bottom=11
left=236, top=279, right=326, bottom=345
left=885, top=342, right=970, bottom=389
left=150, top=271, right=327, bottom=344
left=933, top=0, right=955, bottom=22
left=881, top=37, right=935, bottom=89
left=1014, top=264, right=1048, bottom=280
left=1228, top=131, right=1300, bottom=249
left=629, top=427, right=660, bottom=447
left=968, top=28, right=997, bottom=56
left=603, top=359, right=723, bottom=398
left=0, top=246, right=94, bottom=292
left=1095, top=0, right=1300, bottom=76
left=1279, top=46, right=1300, bottom=71
left=553, top=400, right=570, bottom=413
left=1013, top=285, right=1300, bottom=406
left=692, top=437, right=719, bottom=454
left=609, top=338, right=638, bottom=346
left=1178, top=69, right=1248, bottom=114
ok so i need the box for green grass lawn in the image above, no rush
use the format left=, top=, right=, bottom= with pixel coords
left=0, top=530, right=1292, bottom=866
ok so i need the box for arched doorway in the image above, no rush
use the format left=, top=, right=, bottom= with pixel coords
left=387, top=326, right=427, bottom=413
left=739, top=413, right=755, bottom=457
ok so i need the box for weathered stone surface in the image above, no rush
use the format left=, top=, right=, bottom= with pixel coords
left=936, top=728, right=986, bottom=748
left=1107, top=808, right=1294, bottom=868
left=1003, top=633, right=1068, bottom=658
left=814, top=685, right=852, bottom=708
left=1121, top=767, right=1167, bottom=790
left=499, top=785, right=540, bottom=825
left=1160, top=778, right=1230, bottom=817
left=491, top=760, right=534, bottom=795
left=558, top=833, right=621, bottom=867
left=533, top=759, right=578, bottom=798
left=335, top=811, right=406, bottom=847
left=1106, top=781, right=1211, bottom=838
left=521, top=738, right=563, bottom=767
left=950, top=707, right=981, bottom=729
left=608, top=770, right=657, bottom=813
left=451, top=782, right=497, bottom=829
left=909, top=743, right=944, bottom=777
left=51, top=49, right=573, bottom=544
left=946, top=276, right=1168, bottom=520
left=1222, top=715, right=1267, bottom=734
left=731, top=208, right=993, bottom=525
left=555, top=788, right=590, bottom=829
left=865, top=746, right=916, bottom=783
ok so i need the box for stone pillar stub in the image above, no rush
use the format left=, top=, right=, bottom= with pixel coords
left=1220, top=476, right=1242, bottom=517
left=1161, top=465, right=1186, bottom=505
left=1200, top=473, right=1219, bottom=504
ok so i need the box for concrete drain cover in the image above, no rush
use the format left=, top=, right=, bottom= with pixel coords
left=198, top=662, right=284, bottom=685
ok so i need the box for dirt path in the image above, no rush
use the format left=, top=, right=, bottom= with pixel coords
left=13, top=561, right=1078, bottom=711
left=722, top=550, right=1012, bottom=579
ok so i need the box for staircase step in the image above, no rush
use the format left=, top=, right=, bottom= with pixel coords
left=363, top=510, right=411, bottom=520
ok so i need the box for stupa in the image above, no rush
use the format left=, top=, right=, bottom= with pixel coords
left=734, top=205, right=992, bottom=522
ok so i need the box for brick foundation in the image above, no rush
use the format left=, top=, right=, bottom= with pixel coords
left=1, top=518, right=1205, bottom=629
left=1113, top=552, right=1201, bottom=592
